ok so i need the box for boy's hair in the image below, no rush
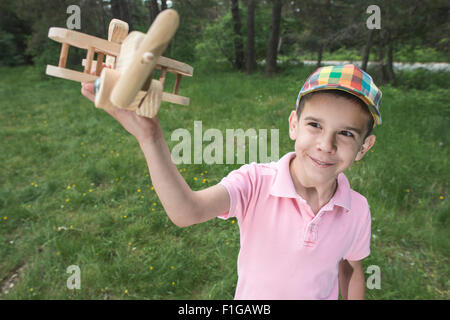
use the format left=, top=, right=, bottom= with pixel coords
left=296, top=90, right=374, bottom=139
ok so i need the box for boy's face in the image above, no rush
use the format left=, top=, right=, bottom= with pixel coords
left=288, top=92, right=376, bottom=188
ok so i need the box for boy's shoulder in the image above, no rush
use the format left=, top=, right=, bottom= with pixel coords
left=223, top=154, right=282, bottom=181
left=348, top=188, right=370, bottom=216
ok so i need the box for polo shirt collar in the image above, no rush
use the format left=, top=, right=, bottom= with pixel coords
left=269, top=152, right=352, bottom=212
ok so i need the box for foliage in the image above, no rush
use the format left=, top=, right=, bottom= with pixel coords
left=194, top=6, right=271, bottom=69
left=0, top=1, right=31, bottom=66
left=0, top=30, right=25, bottom=66
left=394, top=69, right=450, bottom=90
left=394, top=46, right=450, bottom=64
left=0, top=0, right=448, bottom=69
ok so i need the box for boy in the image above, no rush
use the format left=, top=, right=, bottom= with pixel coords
left=81, top=64, right=382, bottom=300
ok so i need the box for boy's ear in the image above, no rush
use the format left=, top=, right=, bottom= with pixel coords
left=355, top=134, right=376, bottom=161
left=288, top=110, right=298, bottom=141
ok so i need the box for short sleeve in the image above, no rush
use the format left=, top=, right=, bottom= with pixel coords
left=217, top=163, right=258, bottom=222
left=344, top=204, right=372, bottom=261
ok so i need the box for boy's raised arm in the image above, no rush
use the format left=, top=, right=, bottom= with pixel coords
left=81, top=82, right=230, bottom=227
left=139, top=128, right=230, bottom=227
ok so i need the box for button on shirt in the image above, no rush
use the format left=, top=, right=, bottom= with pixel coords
left=218, top=152, right=372, bottom=300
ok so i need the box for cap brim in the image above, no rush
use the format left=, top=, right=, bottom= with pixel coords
left=297, top=86, right=382, bottom=127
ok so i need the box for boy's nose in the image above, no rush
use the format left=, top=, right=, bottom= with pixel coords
left=317, top=132, right=336, bottom=154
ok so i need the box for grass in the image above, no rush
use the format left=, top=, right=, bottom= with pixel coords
left=0, top=63, right=449, bottom=299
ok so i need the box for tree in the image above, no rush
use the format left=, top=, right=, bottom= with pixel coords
left=111, top=0, right=134, bottom=30
left=361, top=29, right=375, bottom=71
left=147, top=0, right=159, bottom=25
left=246, top=0, right=257, bottom=74
left=231, top=0, right=244, bottom=70
left=265, top=0, right=282, bottom=77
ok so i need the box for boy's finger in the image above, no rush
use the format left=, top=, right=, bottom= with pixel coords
left=82, top=82, right=94, bottom=92
left=81, top=86, right=95, bottom=102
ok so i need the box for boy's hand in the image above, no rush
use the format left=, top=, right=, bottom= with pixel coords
left=81, top=81, right=162, bottom=144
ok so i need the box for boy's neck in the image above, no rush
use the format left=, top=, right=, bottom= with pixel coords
left=289, top=157, right=338, bottom=215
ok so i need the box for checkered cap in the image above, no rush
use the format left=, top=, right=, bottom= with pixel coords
left=296, top=64, right=382, bottom=126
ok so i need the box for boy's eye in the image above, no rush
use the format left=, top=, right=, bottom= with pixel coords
left=308, top=122, right=321, bottom=129
left=340, top=130, right=354, bottom=138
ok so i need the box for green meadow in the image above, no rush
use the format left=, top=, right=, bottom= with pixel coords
left=0, top=64, right=448, bottom=299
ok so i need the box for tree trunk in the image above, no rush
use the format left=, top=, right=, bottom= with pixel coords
left=386, top=31, right=395, bottom=83
left=97, top=0, right=108, bottom=38
left=377, top=39, right=387, bottom=84
left=231, top=0, right=244, bottom=70
left=246, top=0, right=256, bottom=74
left=361, top=29, right=374, bottom=71
left=111, top=0, right=134, bottom=30
left=317, top=44, right=323, bottom=68
left=123, top=0, right=133, bottom=31
left=111, top=0, right=121, bottom=19
left=265, top=0, right=282, bottom=77
left=147, top=0, right=160, bottom=25
left=161, top=0, right=167, bottom=11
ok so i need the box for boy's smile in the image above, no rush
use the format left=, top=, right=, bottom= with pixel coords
left=288, top=92, right=376, bottom=204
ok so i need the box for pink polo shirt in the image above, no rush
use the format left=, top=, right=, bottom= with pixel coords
left=218, top=152, right=371, bottom=300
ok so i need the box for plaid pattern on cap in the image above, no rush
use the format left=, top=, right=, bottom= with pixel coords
left=296, top=64, right=382, bottom=126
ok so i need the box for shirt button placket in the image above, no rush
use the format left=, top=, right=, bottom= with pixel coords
left=303, top=211, right=325, bottom=247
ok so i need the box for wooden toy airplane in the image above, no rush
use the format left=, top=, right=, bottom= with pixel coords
left=45, top=9, right=193, bottom=118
